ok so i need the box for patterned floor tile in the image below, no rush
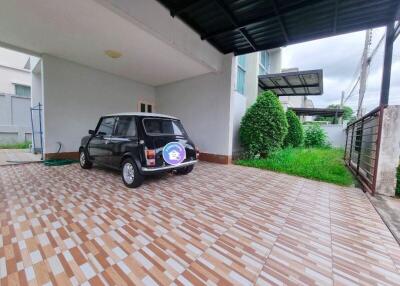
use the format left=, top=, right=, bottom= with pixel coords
left=1, top=162, right=400, bottom=285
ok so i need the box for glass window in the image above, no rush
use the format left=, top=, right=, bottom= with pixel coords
left=143, top=119, right=186, bottom=136
left=15, top=84, right=31, bottom=97
left=114, top=116, right=137, bottom=137
left=97, top=117, right=116, bottom=136
left=139, top=102, right=154, bottom=113
left=259, top=51, right=269, bottom=75
left=236, top=55, right=246, bottom=95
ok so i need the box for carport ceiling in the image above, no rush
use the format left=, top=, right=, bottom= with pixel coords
left=157, top=0, right=400, bottom=55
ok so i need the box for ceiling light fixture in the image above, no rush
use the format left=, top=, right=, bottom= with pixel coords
left=105, top=50, right=122, bottom=59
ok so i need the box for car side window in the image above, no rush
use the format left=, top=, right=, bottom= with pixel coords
left=114, top=116, right=137, bottom=137
left=97, top=117, right=116, bottom=136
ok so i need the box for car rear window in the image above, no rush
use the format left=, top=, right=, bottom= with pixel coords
left=143, top=118, right=186, bottom=136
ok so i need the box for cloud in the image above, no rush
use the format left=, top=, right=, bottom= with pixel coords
left=281, top=27, right=400, bottom=113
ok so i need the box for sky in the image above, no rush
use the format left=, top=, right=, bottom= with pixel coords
left=281, top=27, right=400, bottom=114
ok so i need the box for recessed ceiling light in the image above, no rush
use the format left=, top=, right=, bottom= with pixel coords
left=105, top=50, right=122, bottom=59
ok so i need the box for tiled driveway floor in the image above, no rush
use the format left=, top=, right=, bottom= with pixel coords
left=1, top=162, right=400, bottom=286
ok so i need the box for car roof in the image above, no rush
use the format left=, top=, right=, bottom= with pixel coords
left=104, top=112, right=178, bottom=120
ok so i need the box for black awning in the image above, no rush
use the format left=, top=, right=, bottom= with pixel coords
left=157, top=0, right=400, bottom=55
left=290, top=107, right=344, bottom=116
left=259, top=69, right=323, bottom=96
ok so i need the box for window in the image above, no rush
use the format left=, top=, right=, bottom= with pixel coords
left=97, top=117, right=116, bottom=136
left=259, top=51, right=269, bottom=75
left=236, top=55, right=246, bottom=95
left=138, top=102, right=154, bottom=113
left=15, top=84, right=31, bottom=97
left=114, top=116, right=137, bottom=137
left=143, top=119, right=186, bottom=136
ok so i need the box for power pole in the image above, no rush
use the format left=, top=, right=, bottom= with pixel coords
left=339, top=91, right=344, bottom=124
left=340, top=90, right=344, bottom=108
left=357, top=29, right=372, bottom=118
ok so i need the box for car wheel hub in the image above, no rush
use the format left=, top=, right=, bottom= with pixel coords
left=123, top=163, right=135, bottom=184
left=80, top=152, right=85, bottom=166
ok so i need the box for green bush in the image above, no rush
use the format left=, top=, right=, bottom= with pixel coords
left=239, top=90, right=288, bottom=157
left=284, top=110, right=304, bottom=147
left=304, top=124, right=328, bottom=148
left=396, top=164, right=400, bottom=196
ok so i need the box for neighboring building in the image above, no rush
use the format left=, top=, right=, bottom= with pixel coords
left=231, top=49, right=282, bottom=156
left=0, top=48, right=32, bottom=144
left=230, top=54, right=318, bottom=155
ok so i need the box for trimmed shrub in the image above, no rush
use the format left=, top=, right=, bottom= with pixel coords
left=304, top=124, right=328, bottom=148
left=284, top=110, right=304, bottom=147
left=239, top=90, right=288, bottom=157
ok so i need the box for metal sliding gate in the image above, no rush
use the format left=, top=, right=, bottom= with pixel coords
left=344, top=106, right=385, bottom=194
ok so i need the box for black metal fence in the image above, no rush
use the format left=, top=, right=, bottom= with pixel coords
left=30, top=103, right=44, bottom=160
left=344, top=106, right=385, bottom=194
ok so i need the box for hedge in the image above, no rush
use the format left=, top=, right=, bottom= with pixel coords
left=239, top=90, right=288, bottom=157
left=284, top=110, right=304, bottom=147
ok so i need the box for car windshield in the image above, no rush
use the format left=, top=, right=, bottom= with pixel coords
left=143, top=118, right=186, bottom=136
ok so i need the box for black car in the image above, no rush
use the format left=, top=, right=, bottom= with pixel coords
left=79, top=112, right=198, bottom=188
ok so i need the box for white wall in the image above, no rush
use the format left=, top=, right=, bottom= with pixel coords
left=156, top=55, right=234, bottom=156
left=320, top=124, right=346, bottom=148
left=42, top=55, right=156, bottom=154
left=0, top=93, right=31, bottom=143
left=0, top=65, right=30, bottom=94
left=31, top=60, right=44, bottom=152
left=269, top=49, right=282, bottom=73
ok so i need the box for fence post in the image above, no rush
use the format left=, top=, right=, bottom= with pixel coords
left=30, top=106, right=36, bottom=153
left=349, top=125, right=355, bottom=165
left=38, top=103, right=44, bottom=160
left=356, top=118, right=364, bottom=174
left=344, top=126, right=350, bottom=161
left=372, top=106, right=385, bottom=194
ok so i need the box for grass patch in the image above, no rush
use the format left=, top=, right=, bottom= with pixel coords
left=0, top=141, right=31, bottom=149
left=236, top=147, right=354, bottom=186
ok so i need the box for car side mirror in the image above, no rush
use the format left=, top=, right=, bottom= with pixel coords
left=88, top=130, right=95, bottom=135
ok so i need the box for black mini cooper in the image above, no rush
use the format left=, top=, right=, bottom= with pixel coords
left=79, top=113, right=198, bottom=188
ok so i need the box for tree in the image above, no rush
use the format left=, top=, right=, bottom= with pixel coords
left=316, top=105, right=353, bottom=123
left=284, top=110, right=304, bottom=147
left=239, top=91, right=288, bottom=157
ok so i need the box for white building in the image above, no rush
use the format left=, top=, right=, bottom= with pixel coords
left=0, top=48, right=32, bottom=144
left=0, top=0, right=394, bottom=165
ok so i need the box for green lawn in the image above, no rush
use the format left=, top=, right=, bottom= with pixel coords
left=236, top=147, right=354, bottom=186
left=0, top=141, right=31, bottom=149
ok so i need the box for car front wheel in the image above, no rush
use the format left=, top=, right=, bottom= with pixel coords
left=79, top=149, right=92, bottom=169
left=121, top=158, right=144, bottom=188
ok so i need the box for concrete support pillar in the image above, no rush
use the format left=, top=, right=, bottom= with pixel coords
left=375, top=106, right=400, bottom=196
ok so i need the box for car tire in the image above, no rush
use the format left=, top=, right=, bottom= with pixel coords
left=121, top=158, right=144, bottom=188
left=79, top=149, right=92, bottom=169
left=176, top=165, right=194, bottom=175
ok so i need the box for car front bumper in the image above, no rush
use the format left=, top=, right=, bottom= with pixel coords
left=141, top=160, right=198, bottom=174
